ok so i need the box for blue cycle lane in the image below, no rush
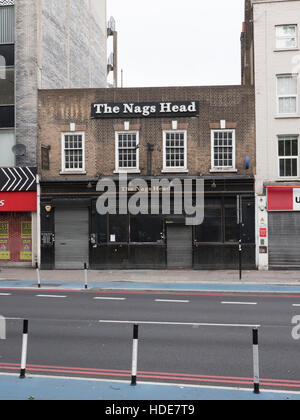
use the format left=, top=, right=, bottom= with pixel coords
left=1, top=279, right=300, bottom=293
left=1, top=374, right=300, bottom=400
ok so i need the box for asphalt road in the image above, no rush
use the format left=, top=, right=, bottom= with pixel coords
left=1, top=288, right=300, bottom=391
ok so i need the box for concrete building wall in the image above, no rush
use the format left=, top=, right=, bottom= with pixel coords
left=15, top=0, right=107, bottom=167
left=253, top=0, right=300, bottom=194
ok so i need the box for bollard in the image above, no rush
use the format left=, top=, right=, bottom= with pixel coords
left=84, top=263, right=88, bottom=290
left=20, top=320, right=29, bottom=379
left=239, top=240, right=242, bottom=281
left=252, top=328, right=260, bottom=394
left=36, top=263, right=41, bottom=288
left=131, top=324, right=139, bottom=386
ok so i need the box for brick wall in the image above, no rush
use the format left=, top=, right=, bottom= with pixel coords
left=38, top=86, right=255, bottom=178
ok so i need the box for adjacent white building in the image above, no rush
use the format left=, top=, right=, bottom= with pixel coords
left=244, top=0, right=300, bottom=269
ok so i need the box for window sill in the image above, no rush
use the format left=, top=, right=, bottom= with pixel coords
left=114, top=170, right=141, bottom=174
left=60, top=171, right=87, bottom=175
left=274, top=48, right=299, bottom=53
left=275, top=114, right=300, bottom=119
left=210, top=168, right=237, bottom=173
left=161, top=169, right=189, bottom=173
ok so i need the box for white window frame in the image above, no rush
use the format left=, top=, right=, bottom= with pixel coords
left=275, top=24, right=298, bottom=50
left=278, top=135, right=299, bottom=179
left=61, top=131, right=86, bottom=174
left=162, top=130, right=188, bottom=173
left=114, top=131, right=140, bottom=174
left=210, top=129, right=236, bottom=172
left=277, top=74, right=298, bottom=116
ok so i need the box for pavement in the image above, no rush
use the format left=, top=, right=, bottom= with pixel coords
left=1, top=374, right=300, bottom=401
left=1, top=267, right=300, bottom=294
left=1, top=267, right=300, bottom=401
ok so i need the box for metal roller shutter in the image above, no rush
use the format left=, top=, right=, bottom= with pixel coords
left=167, top=225, right=193, bottom=269
left=269, top=212, right=300, bottom=269
left=55, top=207, right=89, bottom=269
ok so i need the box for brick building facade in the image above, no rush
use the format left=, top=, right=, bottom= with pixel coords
left=38, top=86, right=256, bottom=270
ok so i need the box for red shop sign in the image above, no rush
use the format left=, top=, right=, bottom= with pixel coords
left=0, top=192, right=37, bottom=212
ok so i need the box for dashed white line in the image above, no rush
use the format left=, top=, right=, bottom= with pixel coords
left=155, top=299, right=190, bottom=303
left=0, top=293, right=11, bottom=296
left=93, top=297, right=126, bottom=301
left=36, top=295, right=67, bottom=299
left=221, top=301, right=257, bottom=306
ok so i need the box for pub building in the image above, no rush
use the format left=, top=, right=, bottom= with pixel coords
left=38, top=86, right=255, bottom=270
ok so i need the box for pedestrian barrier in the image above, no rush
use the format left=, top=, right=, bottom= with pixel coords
left=12, top=318, right=260, bottom=393
left=99, top=320, right=261, bottom=394
left=84, top=263, right=88, bottom=290
left=36, top=263, right=41, bottom=288
left=131, top=325, right=139, bottom=386
left=20, top=320, right=29, bottom=379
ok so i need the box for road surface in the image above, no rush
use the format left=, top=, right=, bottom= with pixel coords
left=0, top=288, right=300, bottom=391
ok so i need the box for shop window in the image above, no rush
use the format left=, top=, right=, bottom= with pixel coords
left=224, top=207, right=239, bottom=243
left=195, top=197, right=243, bottom=244
left=277, top=75, right=298, bottom=115
left=92, top=213, right=107, bottom=243
left=195, top=208, right=222, bottom=243
left=115, top=132, right=139, bottom=173
left=0, top=128, right=15, bottom=167
left=163, top=131, right=187, bottom=172
left=109, top=215, right=128, bottom=243
left=278, top=135, right=298, bottom=177
left=211, top=130, right=236, bottom=171
left=61, top=132, right=85, bottom=173
left=130, top=215, right=164, bottom=243
left=276, top=25, right=297, bottom=50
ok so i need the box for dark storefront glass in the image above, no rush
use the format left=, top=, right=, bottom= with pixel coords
left=195, top=197, right=242, bottom=244
left=195, top=208, right=222, bottom=242
left=130, top=215, right=164, bottom=243
left=109, top=215, right=128, bottom=243
left=224, top=207, right=239, bottom=242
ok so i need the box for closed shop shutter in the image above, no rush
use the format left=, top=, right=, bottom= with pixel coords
left=269, top=212, right=300, bottom=269
left=167, top=225, right=193, bottom=268
left=55, top=207, right=89, bottom=269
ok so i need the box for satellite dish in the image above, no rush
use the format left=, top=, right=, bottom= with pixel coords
left=12, top=144, right=26, bottom=156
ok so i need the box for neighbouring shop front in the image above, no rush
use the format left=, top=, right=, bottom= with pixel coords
left=40, top=177, right=255, bottom=270
left=267, top=186, right=300, bottom=269
left=0, top=167, right=37, bottom=266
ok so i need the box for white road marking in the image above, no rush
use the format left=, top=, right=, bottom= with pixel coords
left=221, top=301, right=257, bottom=306
left=36, top=295, right=66, bottom=299
left=93, top=297, right=126, bottom=301
left=0, top=293, right=11, bottom=296
left=98, top=320, right=260, bottom=328
left=155, top=299, right=190, bottom=303
left=292, top=304, right=300, bottom=307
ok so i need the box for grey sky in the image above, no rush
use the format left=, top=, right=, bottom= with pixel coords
left=107, top=0, right=245, bottom=88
